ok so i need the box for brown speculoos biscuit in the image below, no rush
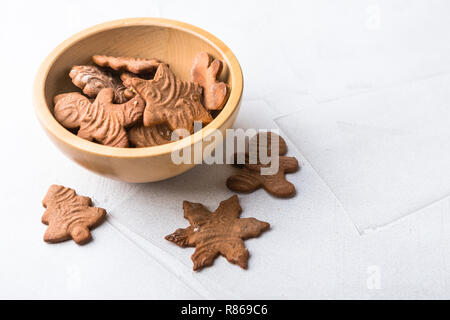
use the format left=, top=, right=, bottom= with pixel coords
left=165, top=195, right=270, bottom=271
left=42, top=185, right=106, bottom=244
left=127, top=63, right=213, bottom=133
left=93, top=55, right=160, bottom=74
left=69, top=65, right=134, bottom=103
left=53, top=53, right=226, bottom=148
left=191, top=52, right=229, bottom=110
left=226, top=133, right=300, bottom=198
left=54, top=88, right=145, bottom=147
left=128, top=124, right=172, bottom=148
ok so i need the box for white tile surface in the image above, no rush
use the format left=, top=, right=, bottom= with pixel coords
left=1, top=0, right=449, bottom=299
left=275, top=74, right=450, bottom=232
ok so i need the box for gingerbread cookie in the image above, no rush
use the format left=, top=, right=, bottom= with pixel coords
left=69, top=65, right=134, bottom=103
left=128, top=124, right=172, bottom=148
left=93, top=55, right=160, bottom=74
left=120, top=71, right=136, bottom=88
left=165, top=195, right=270, bottom=270
left=42, top=185, right=106, bottom=244
left=54, top=88, right=145, bottom=147
left=227, top=133, right=299, bottom=198
left=191, top=52, right=228, bottom=110
left=127, top=63, right=213, bottom=133
left=248, top=131, right=288, bottom=156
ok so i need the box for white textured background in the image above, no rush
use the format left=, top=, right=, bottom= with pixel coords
left=1, top=0, right=450, bottom=299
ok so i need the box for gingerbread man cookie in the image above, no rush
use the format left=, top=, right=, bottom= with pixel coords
left=54, top=88, right=145, bottom=147
left=227, top=133, right=299, bottom=198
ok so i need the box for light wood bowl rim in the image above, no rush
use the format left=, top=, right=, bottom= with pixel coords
left=33, top=17, right=243, bottom=159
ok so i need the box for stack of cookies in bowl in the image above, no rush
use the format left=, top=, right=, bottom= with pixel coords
left=53, top=52, right=229, bottom=148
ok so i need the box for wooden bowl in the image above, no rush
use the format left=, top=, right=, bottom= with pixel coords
left=33, top=18, right=243, bottom=183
